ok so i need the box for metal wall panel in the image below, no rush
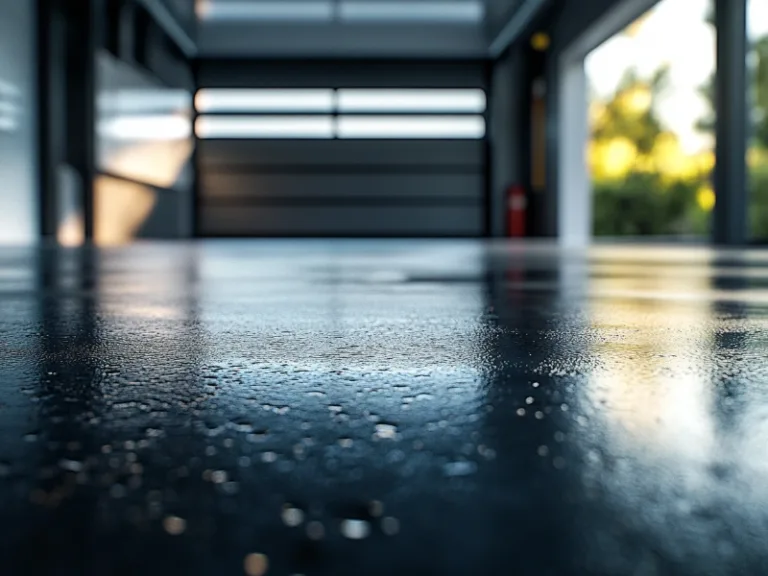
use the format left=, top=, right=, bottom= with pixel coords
left=0, top=0, right=37, bottom=244
left=200, top=173, right=482, bottom=200
left=200, top=205, right=483, bottom=236
left=198, top=139, right=485, bottom=167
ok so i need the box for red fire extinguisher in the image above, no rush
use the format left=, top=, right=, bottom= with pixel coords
left=507, top=185, right=527, bottom=237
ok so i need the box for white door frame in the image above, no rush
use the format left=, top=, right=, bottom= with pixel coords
left=556, top=0, right=662, bottom=248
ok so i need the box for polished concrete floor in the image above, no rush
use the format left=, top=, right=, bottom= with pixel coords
left=2, top=240, right=768, bottom=575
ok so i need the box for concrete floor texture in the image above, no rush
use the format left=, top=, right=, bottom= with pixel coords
left=1, top=240, right=767, bottom=575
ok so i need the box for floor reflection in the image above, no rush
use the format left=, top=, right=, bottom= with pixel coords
left=2, top=241, right=768, bottom=574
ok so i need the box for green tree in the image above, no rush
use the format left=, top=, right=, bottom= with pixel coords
left=751, top=36, right=768, bottom=149
left=591, top=65, right=704, bottom=236
left=592, top=66, right=670, bottom=154
left=696, top=8, right=768, bottom=149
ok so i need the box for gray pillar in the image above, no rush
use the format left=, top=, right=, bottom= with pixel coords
left=64, top=0, right=98, bottom=240
left=714, top=0, right=748, bottom=246
left=489, top=47, right=524, bottom=237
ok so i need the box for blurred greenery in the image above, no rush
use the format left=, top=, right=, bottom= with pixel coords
left=594, top=173, right=707, bottom=236
left=590, top=65, right=713, bottom=237
left=750, top=164, right=768, bottom=237
left=590, top=3, right=768, bottom=239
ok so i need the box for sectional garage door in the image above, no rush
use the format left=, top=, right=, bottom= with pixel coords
left=195, top=61, right=489, bottom=237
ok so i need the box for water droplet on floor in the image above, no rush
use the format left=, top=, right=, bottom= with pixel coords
left=163, top=515, right=187, bottom=535
left=221, top=481, right=239, bottom=495
left=381, top=516, right=400, bottom=536
left=211, top=470, right=228, bottom=484
left=244, top=553, right=269, bottom=576
left=532, top=382, right=540, bottom=388
left=516, top=408, right=526, bottom=417
left=338, top=438, right=354, bottom=448
left=306, top=520, right=325, bottom=540
left=374, top=423, right=398, bottom=440
left=369, top=500, right=384, bottom=517
left=282, top=505, right=305, bottom=527
left=535, top=411, right=544, bottom=420
left=328, top=405, right=343, bottom=413
left=443, top=461, right=477, bottom=477
left=246, top=431, right=269, bottom=443
left=341, top=519, right=371, bottom=540
left=537, top=445, right=550, bottom=457
left=365, top=411, right=381, bottom=423
left=525, top=396, right=534, bottom=405
left=110, top=484, right=127, bottom=499
left=586, top=449, right=601, bottom=465
left=59, top=459, right=83, bottom=473
left=261, top=451, right=278, bottom=463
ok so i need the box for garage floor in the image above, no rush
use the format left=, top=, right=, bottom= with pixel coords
left=1, top=240, right=768, bottom=575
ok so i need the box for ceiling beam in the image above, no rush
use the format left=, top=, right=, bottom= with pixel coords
left=135, top=0, right=197, bottom=58
left=488, top=0, right=547, bottom=58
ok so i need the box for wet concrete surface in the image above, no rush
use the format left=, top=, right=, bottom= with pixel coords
left=2, top=240, right=768, bottom=575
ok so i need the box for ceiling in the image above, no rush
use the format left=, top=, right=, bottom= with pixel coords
left=193, top=0, right=533, bottom=58
left=196, top=0, right=486, bottom=24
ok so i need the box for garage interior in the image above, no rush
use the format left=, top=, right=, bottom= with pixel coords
left=1, top=0, right=767, bottom=574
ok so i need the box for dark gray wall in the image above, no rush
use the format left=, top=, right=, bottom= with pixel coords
left=0, top=0, right=38, bottom=243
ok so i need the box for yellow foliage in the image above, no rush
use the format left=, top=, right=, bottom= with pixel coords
left=748, top=146, right=768, bottom=168
left=651, top=132, right=702, bottom=181
left=590, top=130, right=713, bottom=184
left=589, top=137, right=638, bottom=179
left=589, top=101, right=607, bottom=128
left=622, top=86, right=652, bottom=113
left=697, top=185, right=716, bottom=212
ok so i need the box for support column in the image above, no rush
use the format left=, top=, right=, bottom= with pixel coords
left=714, top=0, right=748, bottom=246
left=64, top=0, right=98, bottom=240
left=489, top=47, right=525, bottom=238
left=557, top=56, right=590, bottom=248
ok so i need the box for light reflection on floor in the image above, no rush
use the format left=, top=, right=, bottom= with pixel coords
left=1, top=240, right=768, bottom=574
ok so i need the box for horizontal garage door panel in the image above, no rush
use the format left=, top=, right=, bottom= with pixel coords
left=201, top=205, right=483, bottom=236
left=198, top=140, right=485, bottom=168
left=198, top=61, right=488, bottom=89
left=196, top=62, right=487, bottom=237
left=201, top=174, right=482, bottom=201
